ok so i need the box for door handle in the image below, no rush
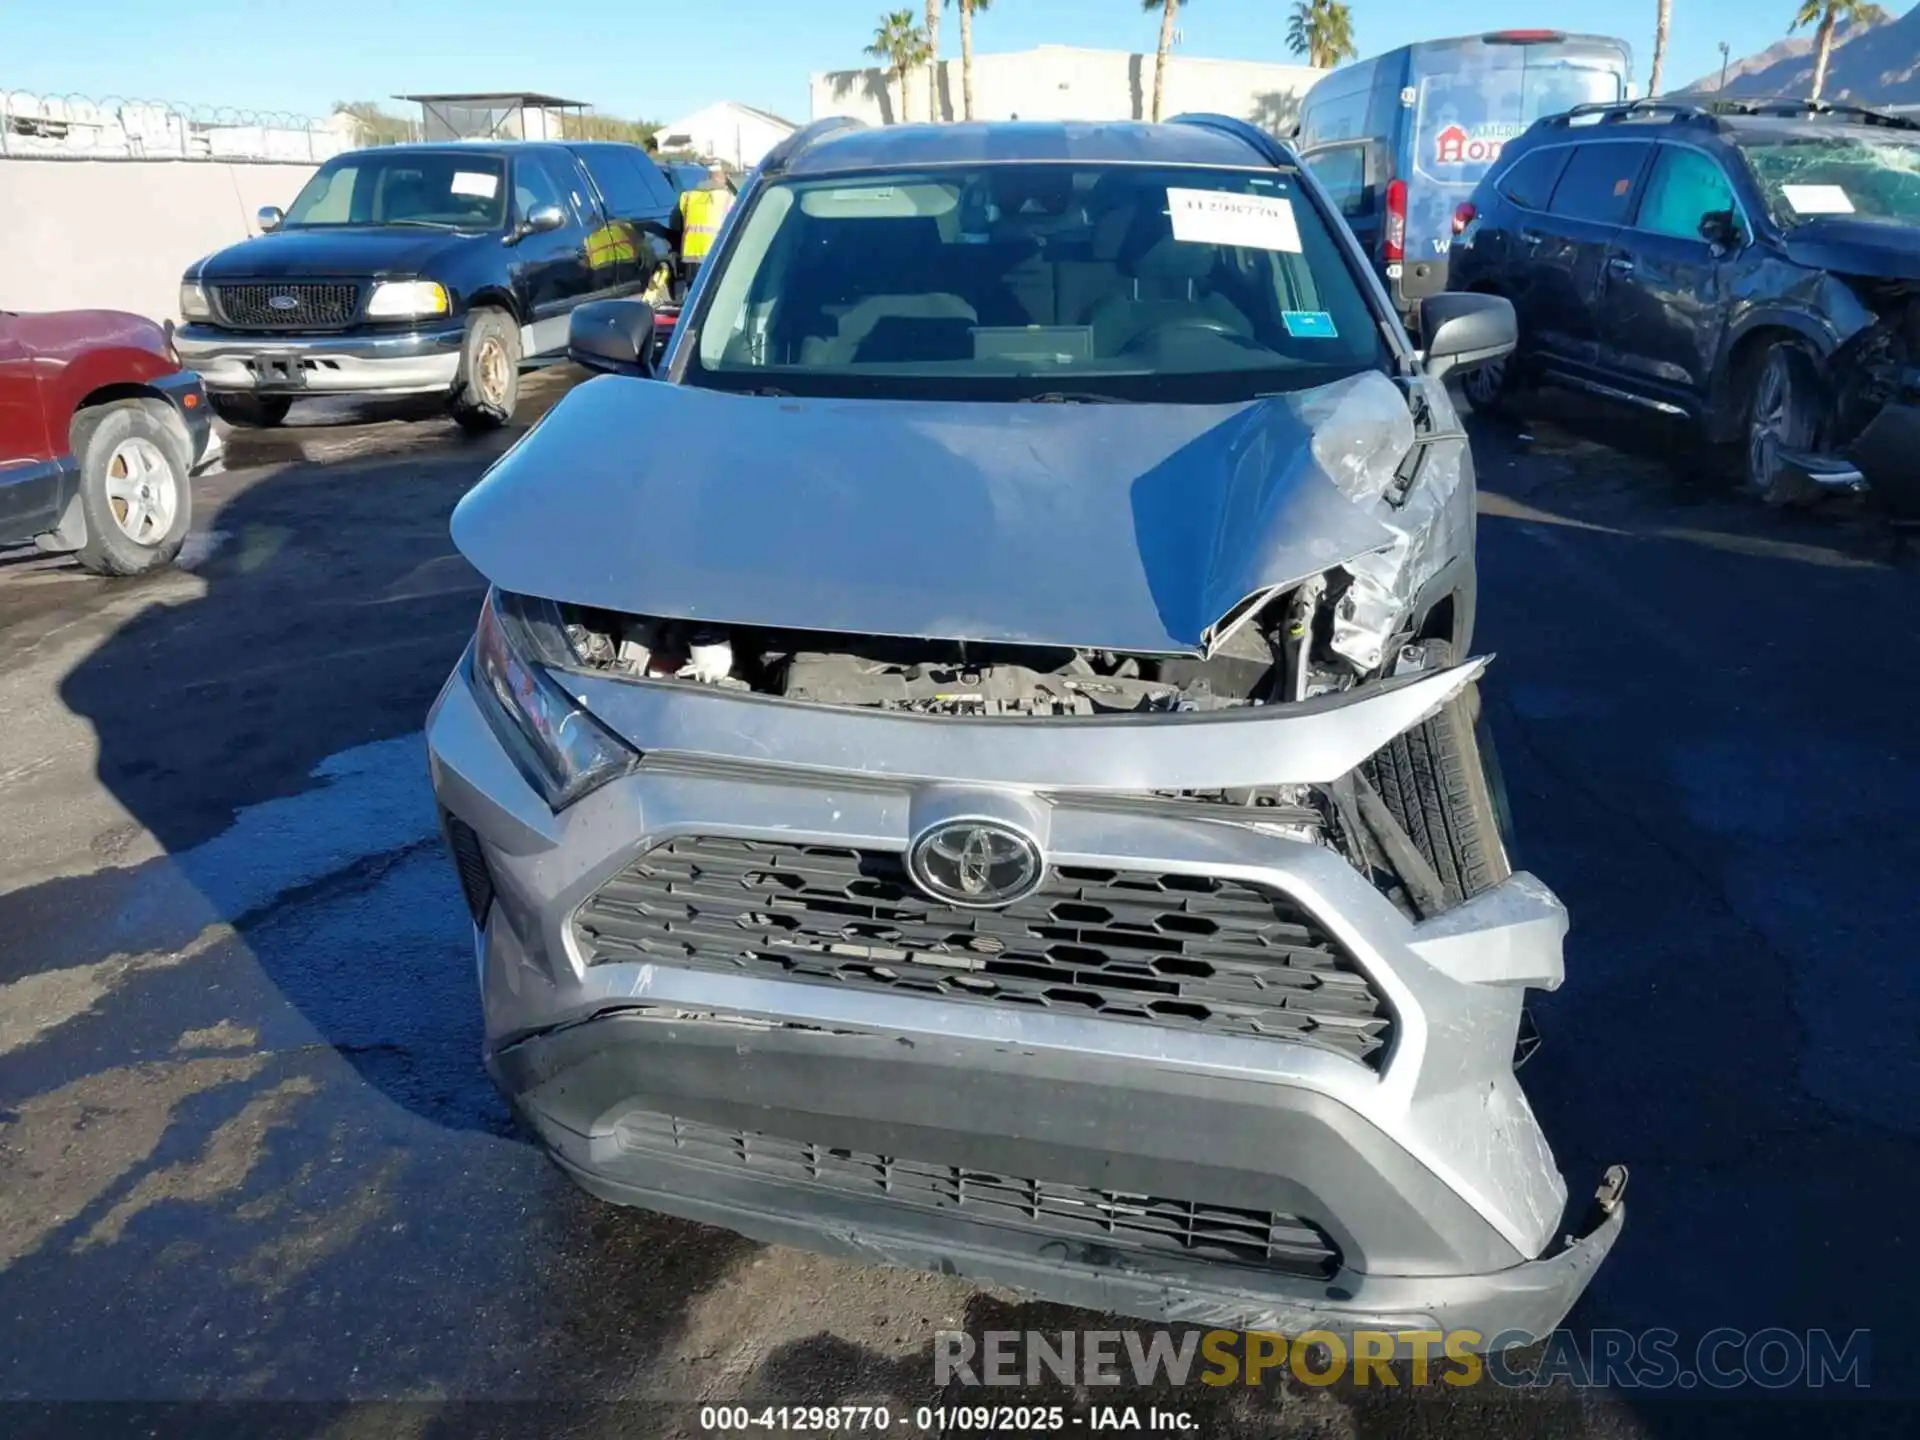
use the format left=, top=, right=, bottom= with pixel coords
left=1607, top=256, right=1636, bottom=275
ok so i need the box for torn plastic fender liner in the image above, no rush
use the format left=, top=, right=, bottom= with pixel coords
left=563, top=656, right=1491, bottom=793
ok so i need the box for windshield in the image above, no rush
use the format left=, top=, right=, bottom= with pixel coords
left=282, top=153, right=508, bottom=230
left=1741, top=135, right=1920, bottom=226
left=683, top=163, right=1391, bottom=403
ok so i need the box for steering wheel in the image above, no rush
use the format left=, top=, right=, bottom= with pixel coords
left=1121, top=316, right=1246, bottom=352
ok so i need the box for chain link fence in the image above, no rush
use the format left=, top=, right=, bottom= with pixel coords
left=0, top=89, right=422, bottom=162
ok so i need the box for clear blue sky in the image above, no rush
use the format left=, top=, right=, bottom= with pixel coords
left=0, top=0, right=1859, bottom=125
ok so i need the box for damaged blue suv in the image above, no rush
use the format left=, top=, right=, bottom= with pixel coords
left=427, top=116, right=1625, bottom=1345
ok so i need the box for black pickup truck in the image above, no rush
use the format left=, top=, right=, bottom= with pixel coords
left=175, top=141, right=678, bottom=429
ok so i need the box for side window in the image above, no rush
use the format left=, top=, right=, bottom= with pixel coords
left=547, top=154, right=595, bottom=224
left=513, top=156, right=566, bottom=221
left=628, top=152, right=678, bottom=211
left=1498, top=147, right=1571, bottom=211
left=1636, top=146, right=1737, bottom=241
left=1304, top=146, right=1373, bottom=218
left=574, top=145, right=672, bottom=217
left=1547, top=141, right=1650, bottom=225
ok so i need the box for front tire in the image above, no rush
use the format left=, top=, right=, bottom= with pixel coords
left=450, top=308, right=522, bottom=432
left=1458, top=350, right=1515, bottom=414
left=210, top=393, right=293, bottom=428
left=72, top=401, right=193, bottom=576
left=1361, top=639, right=1512, bottom=909
left=1744, top=343, right=1824, bottom=507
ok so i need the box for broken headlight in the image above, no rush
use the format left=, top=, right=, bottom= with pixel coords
left=471, top=588, right=637, bottom=809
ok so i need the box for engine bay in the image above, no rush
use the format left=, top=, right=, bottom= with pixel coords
left=558, top=600, right=1328, bottom=716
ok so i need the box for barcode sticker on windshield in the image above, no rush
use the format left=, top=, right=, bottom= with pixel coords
left=451, top=171, right=499, bottom=199
left=1167, top=188, right=1302, bottom=253
left=1781, top=184, right=1853, bottom=215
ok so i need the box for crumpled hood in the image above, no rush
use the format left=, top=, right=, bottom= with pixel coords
left=451, top=372, right=1415, bottom=656
left=1782, top=215, right=1920, bottom=283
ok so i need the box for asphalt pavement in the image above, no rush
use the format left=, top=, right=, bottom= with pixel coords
left=0, top=375, right=1915, bottom=1439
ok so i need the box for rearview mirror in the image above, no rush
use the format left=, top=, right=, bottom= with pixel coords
left=569, top=299, right=657, bottom=378
left=256, top=206, right=283, bottom=233
left=1699, top=209, right=1741, bottom=252
left=1418, top=293, right=1517, bottom=383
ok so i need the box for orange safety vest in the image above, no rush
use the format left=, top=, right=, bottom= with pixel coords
left=677, top=187, right=733, bottom=261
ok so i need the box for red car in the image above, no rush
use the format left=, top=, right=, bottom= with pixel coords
left=0, top=308, right=221, bottom=575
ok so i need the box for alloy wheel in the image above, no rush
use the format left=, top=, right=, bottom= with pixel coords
left=102, top=437, right=179, bottom=545
left=475, top=337, right=511, bottom=409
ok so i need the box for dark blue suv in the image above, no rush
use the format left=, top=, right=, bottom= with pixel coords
left=176, top=141, right=679, bottom=430
left=1448, top=99, right=1920, bottom=512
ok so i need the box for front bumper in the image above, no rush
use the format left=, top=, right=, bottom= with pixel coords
left=173, top=321, right=464, bottom=396
left=150, top=369, right=222, bottom=473
left=427, top=659, right=1623, bottom=1339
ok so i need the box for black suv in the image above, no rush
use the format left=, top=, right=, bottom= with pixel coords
left=1448, top=99, right=1920, bottom=509
left=175, top=141, right=679, bottom=429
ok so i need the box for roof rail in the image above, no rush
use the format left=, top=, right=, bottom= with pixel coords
left=1718, top=97, right=1920, bottom=131
left=1166, top=112, right=1299, bottom=167
left=758, top=116, right=865, bottom=175
left=1550, top=98, right=1720, bottom=128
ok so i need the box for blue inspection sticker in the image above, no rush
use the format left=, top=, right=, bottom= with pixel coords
left=1283, top=310, right=1338, bottom=339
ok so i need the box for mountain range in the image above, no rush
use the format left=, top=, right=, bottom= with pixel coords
left=1676, top=5, right=1920, bottom=104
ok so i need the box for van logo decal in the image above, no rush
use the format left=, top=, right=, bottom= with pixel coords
left=1432, top=123, right=1521, bottom=166
left=268, top=294, right=300, bottom=311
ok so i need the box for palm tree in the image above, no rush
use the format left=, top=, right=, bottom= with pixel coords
left=867, top=10, right=932, bottom=123
left=924, top=0, right=943, bottom=120
left=1284, top=0, right=1357, bottom=70
left=948, top=0, right=994, bottom=121
left=1790, top=0, right=1888, bottom=101
left=1142, top=0, right=1181, bottom=123
left=1649, top=0, right=1671, bottom=95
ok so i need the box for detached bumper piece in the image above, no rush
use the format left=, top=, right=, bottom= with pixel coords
left=1849, top=403, right=1920, bottom=525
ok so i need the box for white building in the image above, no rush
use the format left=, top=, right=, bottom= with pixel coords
left=656, top=101, right=799, bottom=170
left=810, top=44, right=1321, bottom=136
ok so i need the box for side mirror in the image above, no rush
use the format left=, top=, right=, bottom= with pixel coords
left=1700, top=209, right=1741, bottom=253
left=569, top=299, right=657, bottom=377
left=1418, top=292, right=1517, bottom=383
left=510, top=204, right=566, bottom=243
left=256, top=206, right=284, bottom=233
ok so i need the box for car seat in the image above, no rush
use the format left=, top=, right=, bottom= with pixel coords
left=1085, top=206, right=1252, bottom=357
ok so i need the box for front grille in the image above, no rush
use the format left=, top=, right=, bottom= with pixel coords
left=575, top=838, right=1393, bottom=1066
left=619, top=1110, right=1340, bottom=1278
left=212, top=281, right=362, bottom=330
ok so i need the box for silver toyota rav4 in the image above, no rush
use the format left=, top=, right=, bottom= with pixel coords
left=427, top=116, right=1624, bottom=1342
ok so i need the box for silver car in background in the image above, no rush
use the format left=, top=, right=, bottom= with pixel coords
left=427, top=116, right=1624, bottom=1342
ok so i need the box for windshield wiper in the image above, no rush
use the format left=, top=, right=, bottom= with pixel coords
left=380, top=218, right=459, bottom=230
left=1021, top=391, right=1124, bottom=403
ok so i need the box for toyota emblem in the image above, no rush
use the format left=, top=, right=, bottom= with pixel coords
left=267, top=294, right=300, bottom=311
left=907, top=819, right=1043, bottom=909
